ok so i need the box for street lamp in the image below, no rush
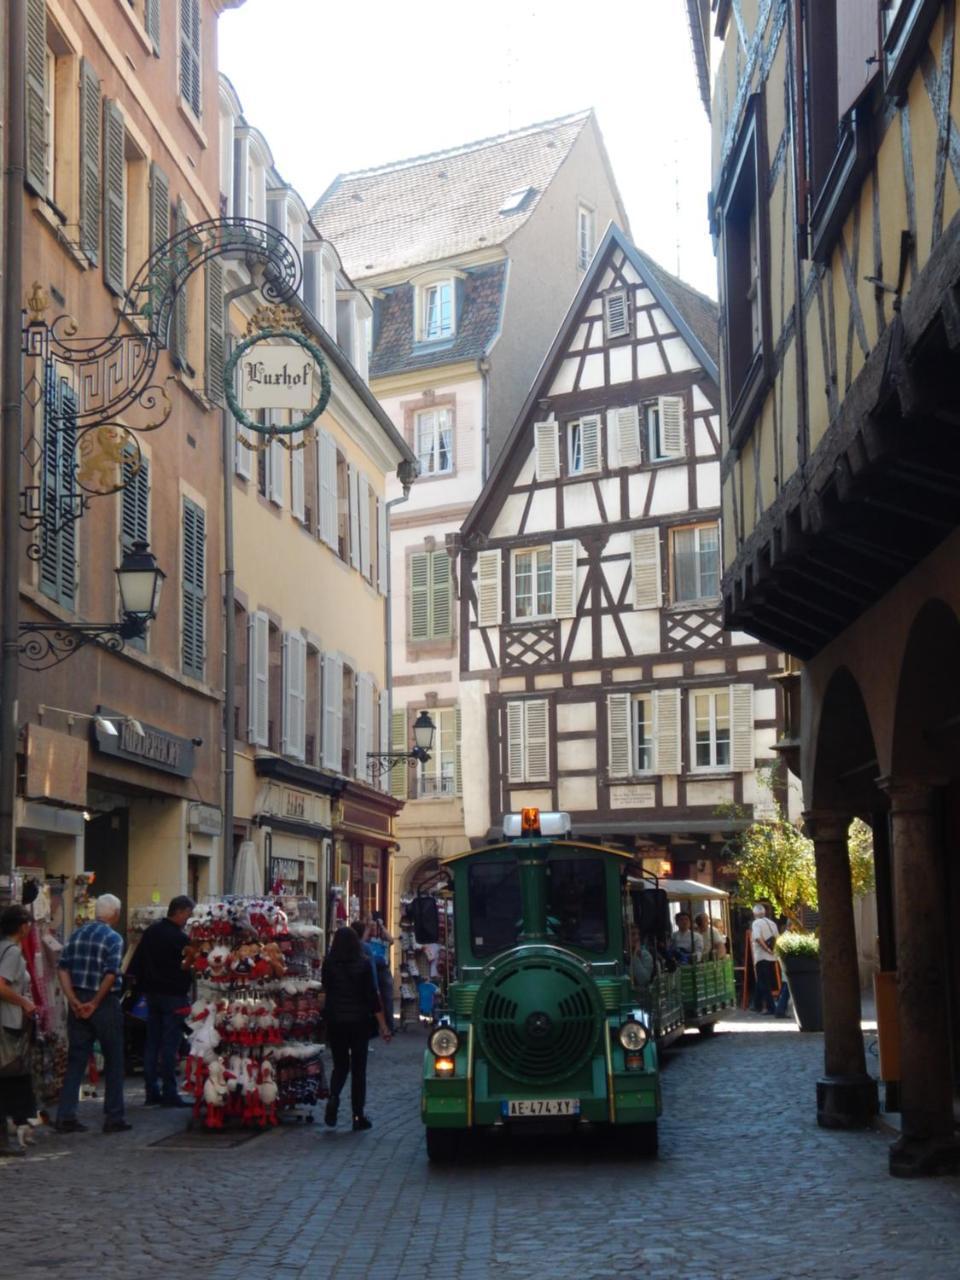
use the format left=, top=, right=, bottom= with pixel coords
left=367, top=710, right=437, bottom=781
left=18, top=540, right=165, bottom=670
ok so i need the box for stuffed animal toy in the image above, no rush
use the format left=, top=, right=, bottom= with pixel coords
left=226, top=1053, right=246, bottom=1118
left=242, top=1058, right=265, bottom=1127
left=203, top=1056, right=230, bottom=1129
left=259, top=1058, right=279, bottom=1126
left=207, top=945, right=231, bottom=982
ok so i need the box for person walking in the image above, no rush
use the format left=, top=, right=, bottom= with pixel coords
left=55, top=893, right=130, bottom=1134
left=0, top=905, right=38, bottom=1157
left=367, top=912, right=395, bottom=1033
left=750, top=904, right=779, bottom=1014
left=322, top=925, right=390, bottom=1132
left=127, top=895, right=194, bottom=1107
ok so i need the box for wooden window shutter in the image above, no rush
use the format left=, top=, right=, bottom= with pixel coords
left=408, top=552, right=430, bottom=642
left=523, top=700, right=550, bottom=783
left=431, top=551, right=452, bottom=637
left=389, top=708, right=408, bottom=798
left=319, top=430, right=338, bottom=548
left=454, top=705, right=462, bottom=797
left=267, top=418, right=284, bottom=505
left=534, top=419, right=559, bottom=481
left=730, top=683, right=755, bottom=770
left=608, top=405, right=641, bottom=468
left=204, top=259, right=225, bottom=403
left=603, top=288, right=629, bottom=339
left=120, top=455, right=149, bottom=551
left=322, top=653, right=343, bottom=770
left=348, top=464, right=360, bottom=570
left=506, top=702, right=525, bottom=784
left=248, top=612, right=269, bottom=745
left=148, top=162, right=170, bottom=322
left=79, top=60, right=102, bottom=264
left=355, top=673, right=372, bottom=780
left=171, top=198, right=189, bottom=369
left=181, top=499, right=206, bottom=679
left=631, top=527, right=662, bottom=609
left=607, top=692, right=632, bottom=779
left=377, top=499, right=387, bottom=595
left=102, top=99, right=126, bottom=297
left=837, top=1, right=879, bottom=119
left=552, top=540, right=578, bottom=618
left=291, top=445, right=306, bottom=521
left=358, top=473, right=371, bottom=579
left=41, top=378, right=79, bottom=609
left=282, top=632, right=306, bottom=761
left=179, top=0, right=201, bottom=117
left=145, top=0, right=161, bottom=54
left=475, top=549, right=501, bottom=627
left=24, top=0, right=47, bottom=197
left=653, top=688, right=681, bottom=775
left=579, top=414, right=602, bottom=472
left=658, top=395, right=685, bottom=458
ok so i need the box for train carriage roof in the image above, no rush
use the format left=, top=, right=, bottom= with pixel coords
left=441, top=839, right=637, bottom=866
left=658, top=879, right=730, bottom=900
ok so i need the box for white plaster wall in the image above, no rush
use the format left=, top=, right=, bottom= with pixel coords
left=381, top=374, right=484, bottom=511
left=524, top=487, right=558, bottom=533
left=754, top=687, right=778, bottom=721
left=491, top=492, right=528, bottom=538
left=620, top=610, right=662, bottom=654
left=389, top=517, right=462, bottom=681
left=696, top=463, right=720, bottom=508
left=686, top=778, right=735, bottom=806
left=565, top=482, right=601, bottom=527
left=558, top=776, right=598, bottom=810
left=557, top=738, right=597, bottom=771
left=648, top=466, right=689, bottom=515
left=557, top=701, right=596, bottom=733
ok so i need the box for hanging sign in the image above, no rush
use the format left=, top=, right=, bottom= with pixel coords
left=224, top=327, right=331, bottom=435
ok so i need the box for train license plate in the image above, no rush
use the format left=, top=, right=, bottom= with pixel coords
left=502, top=1098, right=580, bottom=1118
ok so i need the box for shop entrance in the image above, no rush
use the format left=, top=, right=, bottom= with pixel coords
left=85, top=809, right=130, bottom=931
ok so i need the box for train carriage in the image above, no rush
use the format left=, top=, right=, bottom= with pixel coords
left=421, top=809, right=661, bottom=1162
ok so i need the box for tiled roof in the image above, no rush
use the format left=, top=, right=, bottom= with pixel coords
left=370, top=262, right=507, bottom=378
left=633, top=249, right=719, bottom=366
left=312, top=112, right=593, bottom=279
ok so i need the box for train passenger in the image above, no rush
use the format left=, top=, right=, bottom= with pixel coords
left=629, top=926, right=654, bottom=991
left=670, top=913, right=703, bottom=963
left=694, top=913, right=727, bottom=959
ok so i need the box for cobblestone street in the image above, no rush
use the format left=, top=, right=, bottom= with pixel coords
left=3, top=1011, right=958, bottom=1280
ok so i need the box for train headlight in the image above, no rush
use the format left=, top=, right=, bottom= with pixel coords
left=618, top=1020, right=648, bottom=1052
left=429, top=1026, right=460, bottom=1058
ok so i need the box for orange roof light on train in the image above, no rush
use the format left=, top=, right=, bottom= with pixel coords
left=521, top=806, right=541, bottom=834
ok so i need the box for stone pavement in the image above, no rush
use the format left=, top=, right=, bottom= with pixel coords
left=2, top=1010, right=958, bottom=1280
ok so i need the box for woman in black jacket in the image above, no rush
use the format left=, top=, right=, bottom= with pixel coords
left=322, top=925, right=390, bottom=1130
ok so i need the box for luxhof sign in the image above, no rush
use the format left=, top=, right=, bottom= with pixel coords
left=240, top=345, right=314, bottom=412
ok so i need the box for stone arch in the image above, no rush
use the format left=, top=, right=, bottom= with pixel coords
left=808, top=666, right=882, bottom=815
left=890, top=598, right=960, bottom=780
left=402, top=856, right=450, bottom=896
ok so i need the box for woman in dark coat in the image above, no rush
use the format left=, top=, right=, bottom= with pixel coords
left=322, top=925, right=390, bottom=1130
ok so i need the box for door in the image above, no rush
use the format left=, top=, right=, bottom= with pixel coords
left=84, top=809, right=130, bottom=935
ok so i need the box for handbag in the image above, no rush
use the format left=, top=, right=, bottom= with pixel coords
left=0, top=1024, right=31, bottom=1077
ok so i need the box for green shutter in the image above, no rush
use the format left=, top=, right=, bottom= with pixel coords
left=120, top=454, right=149, bottom=551
left=204, top=258, right=225, bottom=403
left=390, top=708, right=408, bottom=800
left=24, top=0, right=47, bottom=196
left=171, top=197, right=189, bottom=370
left=145, top=0, right=161, bottom=53
left=182, top=498, right=205, bottom=679
left=79, top=60, right=101, bottom=264
left=409, top=552, right=430, bottom=641
left=40, top=370, right=77, bottom=609
left=179, top=0, right=201, bottom=116
left=147, top=162, right=170, bottom=324
left=431, top=551, right=452, bottom=637
left=102, top=99, right=125, bottom=296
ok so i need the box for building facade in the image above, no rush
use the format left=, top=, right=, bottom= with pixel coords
left=457, top=225, right=787, bottom=870
left=312, top=113, right=629, bottom=900
left=218, top=77, right=415, bottom=942
left=691, top=0, right=960, bottom=1173
left=10, top=0, right=242, bottom=927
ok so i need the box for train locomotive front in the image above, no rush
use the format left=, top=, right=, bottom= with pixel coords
left=421, top=811, right=660, bottom=1161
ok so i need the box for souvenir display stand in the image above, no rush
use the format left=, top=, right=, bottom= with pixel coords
left=397, top=892, right=453, bottom=1031
left=15, top=874, right=70, bottom=1110
left=181, top=896, right=326, bottom=1129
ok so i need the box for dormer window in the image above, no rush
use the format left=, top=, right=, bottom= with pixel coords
left=500, top=186, right=533, bottom=214
left=423, top=281, right=453, bottom=341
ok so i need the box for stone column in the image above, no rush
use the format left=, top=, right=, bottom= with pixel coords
left=880, top=778, right=960, bottom=1177
left=803, top=811, right=878, bottom=1129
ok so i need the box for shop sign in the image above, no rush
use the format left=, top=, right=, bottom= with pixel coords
left=92, top=708, right=195, bottom=778
left=285, top=789, right=307, bottom=819
left=188, top=803, right=223, bottom=836
left=239, top=344, right=314, bottom=412
left=24, top=724, right=88, bottom=807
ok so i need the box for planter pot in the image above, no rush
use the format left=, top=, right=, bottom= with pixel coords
left=781, top=954, right=823, bottom=1032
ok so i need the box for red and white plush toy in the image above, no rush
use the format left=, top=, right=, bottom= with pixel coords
left=203, top=1056, right=230, bottom=1129
left=242, top=1058, right=265, bottom=1127
left=259, top=1057, right=279, bottom=1127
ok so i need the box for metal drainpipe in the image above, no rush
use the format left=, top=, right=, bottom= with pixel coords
left=477, top=356, right=490, bottom=483
left=0, top=0, right=26, bottom=897
left=220, top=281, right=257, bottom=893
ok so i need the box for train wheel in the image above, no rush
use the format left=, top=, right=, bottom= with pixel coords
left=699, top=1021, right=717, bottom=1037
left=635, top=1122, right=658, bottom=1158
left=426, top=1127, right=460, bottom=1163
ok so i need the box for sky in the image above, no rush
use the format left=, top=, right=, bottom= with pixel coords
left=219, top=0, right=717, bottom=298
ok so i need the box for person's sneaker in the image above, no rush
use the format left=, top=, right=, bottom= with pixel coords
left=54, top=1119, right=88, bottom=1134
left=323, top=1099, right=338, bottom=1128
left=352, top=1116, right=373, bottom=1131
left=102, top=1119, right=133, bottom=1134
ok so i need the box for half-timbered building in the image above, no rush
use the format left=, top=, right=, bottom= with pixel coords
left=456, top=225, right=788, bottom=870
left=690, top=0, right=960, bottom=1172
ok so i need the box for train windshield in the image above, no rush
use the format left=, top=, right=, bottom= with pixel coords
left=468, top=860, right=522, bottom=956
left=547, top=857, right=607, bottom=953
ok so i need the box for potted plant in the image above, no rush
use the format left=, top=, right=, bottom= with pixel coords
left=775, top=932, right=822, bottom=1032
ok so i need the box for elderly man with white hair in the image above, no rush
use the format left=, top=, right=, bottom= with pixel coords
left=55, top=893, right=130, bottom=1134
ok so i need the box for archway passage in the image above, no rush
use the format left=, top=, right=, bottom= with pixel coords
left=887, top=600, right=960, bottom=1175
left=808, top=668, right=882, bottom=1129
left=404, top=856, right=451, bottom=897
